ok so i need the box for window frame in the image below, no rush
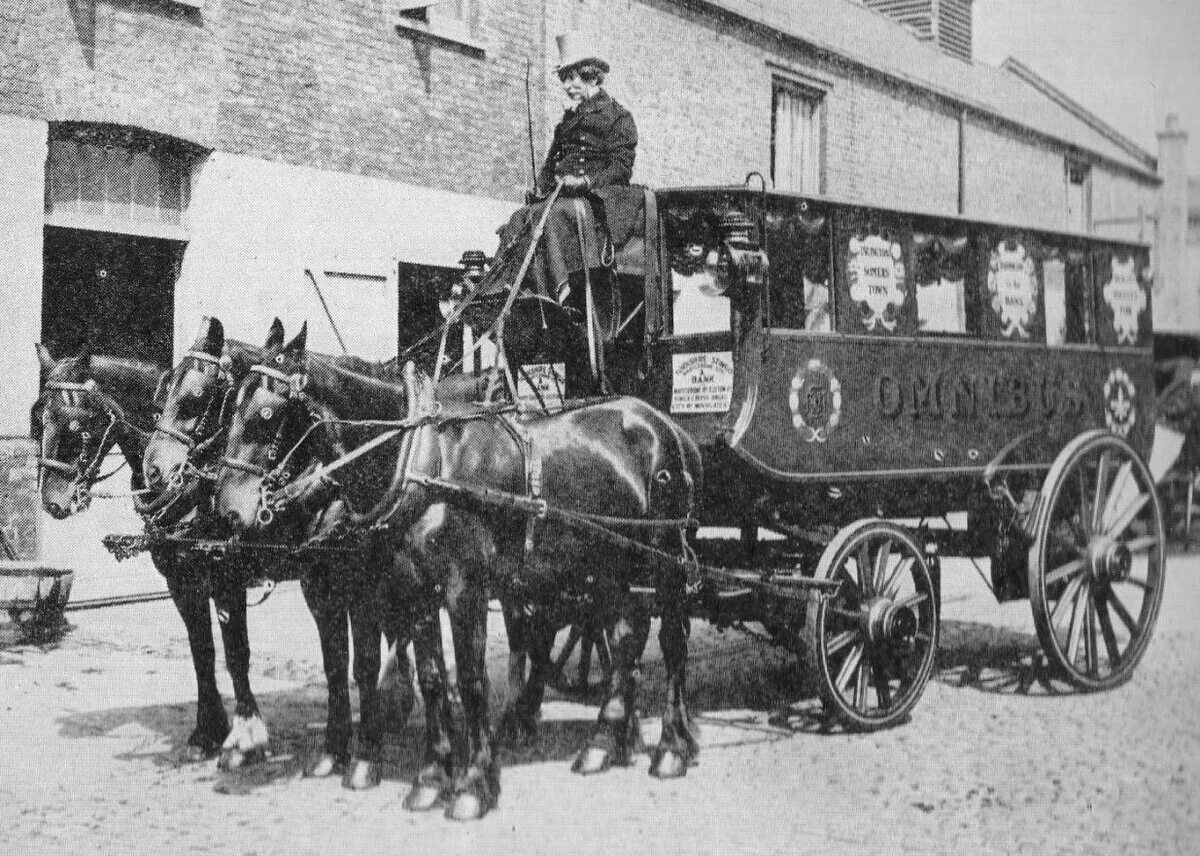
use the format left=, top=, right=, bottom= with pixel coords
left=770, top=75, right=826, bottom=195
left=1065, top=157, right=1093, bottom=233
left=394, top=0, right=486, bottom=54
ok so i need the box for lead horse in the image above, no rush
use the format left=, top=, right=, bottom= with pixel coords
left=213, top=323, right=704, bottom=820
left=32, top=341, right=257, bottom=763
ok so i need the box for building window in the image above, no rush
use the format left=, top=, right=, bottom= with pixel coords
left=1066, top=159, right=1091, bottom=232
left=771, top=78, right=823, bottom=194
left=395, top=0, right=483, bottom=53
left=44, top=123, right=201, bottom=239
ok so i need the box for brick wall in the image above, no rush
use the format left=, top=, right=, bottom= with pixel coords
left=2, top=0, right=545, bottom=202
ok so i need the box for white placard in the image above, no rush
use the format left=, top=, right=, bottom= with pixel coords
left=1103, top=258, right=1147, bottom=345
left=516, top=362, right=566, bottom=413
left=671, top=352, right=733, bottom=414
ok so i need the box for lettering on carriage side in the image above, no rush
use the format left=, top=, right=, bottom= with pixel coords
left=848, top=234, right=906, bottom=332
left=987, top=241, right=1038, bottom=339
left=789, top=359, right=842, bottom=442
left=670, top=352, right=733, bottom=414
left=1102, top=258, right=1147, bottom=345
left=876, top=369, right=1083, bottom=422
left=1103, top=367, right=1136, bottom=438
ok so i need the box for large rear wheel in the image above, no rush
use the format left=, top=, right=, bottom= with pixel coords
left=804, top=519, right=938, bottom=731
left=1028, top=431, right=1166, bottom=690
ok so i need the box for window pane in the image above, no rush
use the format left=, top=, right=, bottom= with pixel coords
left=766, top=200, right=832, bottom=331
left=912, top=232, right=968, bottom=334
left=773, top=83, right=821, bottom=194
left=1043, top=257, right=1067, bottom=345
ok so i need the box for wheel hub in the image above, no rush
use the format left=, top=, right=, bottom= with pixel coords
left=863, top=597, right=917, bottom=647
left=1087, top=535, right=1132, bottom=584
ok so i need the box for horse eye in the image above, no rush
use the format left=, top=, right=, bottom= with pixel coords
left=68, top=419, right=81, bottom=433
left=259, top=406, right=274, bottom=422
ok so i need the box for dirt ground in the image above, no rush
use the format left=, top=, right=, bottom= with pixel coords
left=3, top=544, right=1200, bottom=856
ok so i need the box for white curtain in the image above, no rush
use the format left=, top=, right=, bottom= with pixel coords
left=774, top=86, right=820, bottom=193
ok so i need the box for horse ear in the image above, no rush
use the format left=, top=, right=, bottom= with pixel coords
left=35, top=343, right=54, bottom=374
left=284, top=322, right=308, bottom=355
left=192, top=316, right=225, bottom=356
left=265, top=318, right=285, bottom=350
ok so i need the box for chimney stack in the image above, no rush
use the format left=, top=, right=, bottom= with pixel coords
left=1156, top=114, right=1191, bottom=329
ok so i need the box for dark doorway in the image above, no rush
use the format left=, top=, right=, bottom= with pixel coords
left=42, top=227, right=180, bottom=366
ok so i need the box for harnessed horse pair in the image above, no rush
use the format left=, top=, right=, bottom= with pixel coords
left=211, top=319, right=704, bottom=820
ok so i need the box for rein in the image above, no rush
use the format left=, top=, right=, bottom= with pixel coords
left=39, top=380, right=148, bottom=491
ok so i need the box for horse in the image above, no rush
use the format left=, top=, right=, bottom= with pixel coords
left=143, top=317, right=416, bottom=781
left=214, top=322, right=704, bottom=820
left=32, top=342, right=255, bottom=763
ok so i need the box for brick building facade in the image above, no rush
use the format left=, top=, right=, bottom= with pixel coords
left=0, top=0, right=1173, bottom=448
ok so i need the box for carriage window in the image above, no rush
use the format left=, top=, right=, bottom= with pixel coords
left=911, top=232, right=968, bottom=335
left=1043, top=256, right=1067, bottom=345
left=981, top=235, right=1044, bottom=343
left=670, top=246, right=731, bottom=336
left=767, top=203, right=831, bottom=332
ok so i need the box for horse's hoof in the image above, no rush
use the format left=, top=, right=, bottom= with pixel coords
left=649, top=748, right=688, bottom=780
left=572, top=745, right=612, bottom=776
left=341, top=759, right=380, bottom=791
left=445, top=790, right=492, bottom=822
left=180, top=743, right=218, bottom=764
left=218, top=747, right=265, bottom=772
left=403, top=783, right=445, bottom=812
left=305, top=753, right=343, bottom=779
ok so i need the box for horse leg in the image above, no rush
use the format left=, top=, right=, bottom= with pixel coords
left=403, top=610, right=457, bottom=812
left=301, top=569, right=352, bottom=778
left=445, top=582, right=499, bottom=821
left=498, top=602, right=537, bottom=740
left=161, top=560, right=229, bottom=761
left=572, top=592, right=647, bottom=775
left=650, top=570, right=698, bottom=779
left=342, top=593, right=383, bottom=791
left=214, top=567, right=268, bottom=771
left=377, top=630, right=416, bottom=734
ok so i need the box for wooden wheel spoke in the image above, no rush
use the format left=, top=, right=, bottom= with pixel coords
left=824, top=629, right=859, bottom=658
left=854, top=657, right=871, bottom=709
left=880, top=556, right=914, bottom=599
left=1104, top=491, right=1151, bottom=540
left=856, top=544, right=874, bottom=595
left=828, top=605, right=861, bottom=621
left=894, top=591, right=929, bottom=612
left=871, top=656, right=893, bottom=708
left=1045, top=557, right=1086, bottom=587
left=1105, top=587, right=1139, bottom=634
left=835, top=643, right=864, bottom=694
left=872, top=539, right=893, bottom=596
left=1083, top=593, right=1099, bottom=676
left=1092, top=451, right=1112, bottom=534
left=1065, top=580, right=1090, bottom=666
left=1049, top=574, right=1085, bottom=626
left=1094, top=589, right=1122, bottom=667
left=1123, top=534, right=1160, bottom=554
left=1047, top=524, right=1082, bottom=556
left=1076, top=467, right=1094, bottom=539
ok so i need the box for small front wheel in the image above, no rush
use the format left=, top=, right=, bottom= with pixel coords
left=804, top=519, right=938, bottom=731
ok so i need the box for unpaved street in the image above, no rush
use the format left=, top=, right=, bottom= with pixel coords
left=3, top=545, right=1199, bottom=856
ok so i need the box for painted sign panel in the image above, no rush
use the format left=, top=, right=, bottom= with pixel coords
left=847, top=233, right=907, bottom=332
left=1102, top=257, right=1148, bottom=346
left=987, top=241, right=1039, bottom=340
left=670, top=352, right=733, bottom=414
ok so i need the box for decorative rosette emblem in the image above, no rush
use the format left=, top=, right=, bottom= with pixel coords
left=789, top=359, right=842, bottom=443
left=1103, top=368, right=1136, bottom=438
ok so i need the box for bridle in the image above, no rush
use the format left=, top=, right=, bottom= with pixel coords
left=37, top=379, right=141, bottom=505
left=219, top=362, right=343, bottom=527
left=138, top=350, right=237, bottom=523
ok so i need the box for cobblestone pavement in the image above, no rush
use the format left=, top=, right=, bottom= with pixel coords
left=2, top=543, right=1199, bottom=856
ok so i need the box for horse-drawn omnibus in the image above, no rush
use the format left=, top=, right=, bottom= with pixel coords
left=422, top=180, right=1169, bottom=730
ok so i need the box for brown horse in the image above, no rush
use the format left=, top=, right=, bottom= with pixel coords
left=215, top=321, right=703, bottom=819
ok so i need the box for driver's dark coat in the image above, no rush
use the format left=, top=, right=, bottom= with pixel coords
left=537, top=90, right=637, bottom=195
